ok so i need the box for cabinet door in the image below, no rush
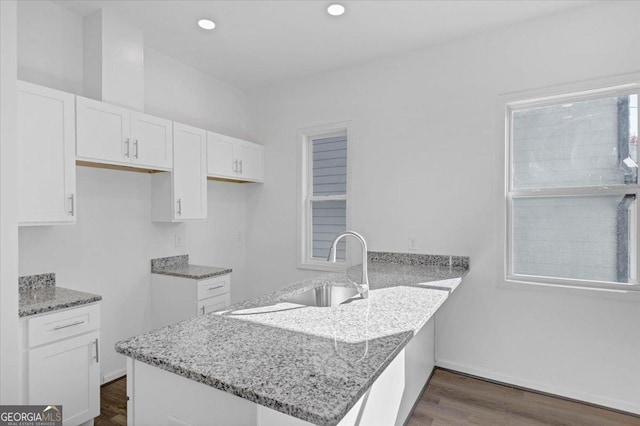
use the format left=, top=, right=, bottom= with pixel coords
left=173, top=123, right=207, bottom=220
left=206, top=132, right=236, bottom=178
left=197, top=293, right=231, bottom=316
left=17, top=82, right=76, bottom=225
left=28, top=331, right=100, bottom=425
left=130, top=111, right=173, bottom=170
left=236, top=141, right=264, bottom=182
left=76, top=96, right=131, bottom=165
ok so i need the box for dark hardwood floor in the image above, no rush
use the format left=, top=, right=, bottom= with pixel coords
left=97, top=369, right=640, bottom=425
left=95, top=376, right=127, bottom=426
left=408, top=369, right=640, bottom=426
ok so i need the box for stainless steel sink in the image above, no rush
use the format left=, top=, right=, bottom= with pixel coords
left=284, top=284, right=359, bottom=307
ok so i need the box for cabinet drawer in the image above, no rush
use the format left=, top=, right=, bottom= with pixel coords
left=196, top=275, right=230, bottom=301
left=28, top=303, right=100, bottom=348
left=197, top=293, right=231, bottom=316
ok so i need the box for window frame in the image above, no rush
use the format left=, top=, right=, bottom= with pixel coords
left=297, top=122, right=351, bottom=271
left=502, top=81, right=640, bottom=292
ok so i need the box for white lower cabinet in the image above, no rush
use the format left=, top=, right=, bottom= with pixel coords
left=151, top=274, right=231, bottom=329
left=20, top=303, right=101, bottom=426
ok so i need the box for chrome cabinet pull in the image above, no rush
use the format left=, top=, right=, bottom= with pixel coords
left=239, top=160, right=243, bottom=175
left=53, top=320, right=84, bottom=331
left=201, top=306, right=205, bottom=315
left=207, top=284, right=225, bottom=291
left=124, top=138, right=130, bottom=157
left=69, top=194, right=75, bottom=216
left=177, top=198, right=182, bottom=216
left=94, top=338, right=99, bottom=362
left=233, top=160, right=238, bottom=173
left=134, top=139, right=139, bottom=159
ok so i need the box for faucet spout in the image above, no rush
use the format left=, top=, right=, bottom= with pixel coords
left=327, top=231, right=369, bottom=299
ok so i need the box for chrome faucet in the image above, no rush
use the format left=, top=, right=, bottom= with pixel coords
left=327, top=231, right=369, bottom=299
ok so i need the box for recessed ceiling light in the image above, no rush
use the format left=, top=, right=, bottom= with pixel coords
left=198, top=19, right=216, bottom=30
left=327, top=4, right=345, bottom=16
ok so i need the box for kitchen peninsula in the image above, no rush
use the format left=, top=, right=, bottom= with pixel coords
left=116, top=252, right=468, bottom=426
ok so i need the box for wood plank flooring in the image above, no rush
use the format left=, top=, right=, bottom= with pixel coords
left=96, top=369, right=640, bottom=425
left=95, top=376, right=127, bottom=426
left=408, top=369, right=640, bottom=426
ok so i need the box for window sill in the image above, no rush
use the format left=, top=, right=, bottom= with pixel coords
left=297, top=259, right=347, bottom=272
left=500, top=276, right=640, bottom=301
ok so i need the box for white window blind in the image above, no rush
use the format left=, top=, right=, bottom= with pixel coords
left=310, top=135, right=347, bottom=260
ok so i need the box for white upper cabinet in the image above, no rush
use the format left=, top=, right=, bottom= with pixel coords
left=207, top=134, right=235, bottom=178
left=130, top=111, right=173, bottom=169
left=174, top=123, right=207, bottom=220
left=207, top=131, right=264, bottom=182
left=76, top=96, right=172, bottom=171
left=17, top=81, right=76, bottom=225
left=76, top=96, right=130, bottom=165
left=236, top=140, right=263, bottom=182
left=151, top=123, right=207, bottom=222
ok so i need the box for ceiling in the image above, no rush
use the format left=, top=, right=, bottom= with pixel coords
left=54, top=0, right=594, bottom=90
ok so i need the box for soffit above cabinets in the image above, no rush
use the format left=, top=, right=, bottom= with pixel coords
left=53, top=0, right=593, bottom=90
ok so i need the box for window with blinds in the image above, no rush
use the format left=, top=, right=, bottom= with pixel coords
left=311, top=135, right=347, bottom=260
left=299, top=126, right=349, bottom=268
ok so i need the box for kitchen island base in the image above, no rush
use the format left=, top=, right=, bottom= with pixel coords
left=126, top=317, right=435, bottom=426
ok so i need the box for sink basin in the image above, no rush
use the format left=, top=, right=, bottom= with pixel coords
left=284, top=284, right=359, bottom=307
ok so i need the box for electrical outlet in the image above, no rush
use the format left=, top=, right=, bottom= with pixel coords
left=174, top=233, right=184, bottom=248
left=408, top=236, right=418, bottom=251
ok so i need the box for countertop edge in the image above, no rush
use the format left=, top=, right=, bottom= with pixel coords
left=19, top=293, right=102, bottom=318
left=151, top=266, right=233, bottom=280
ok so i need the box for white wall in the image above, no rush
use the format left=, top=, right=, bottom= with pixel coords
left=17, top=0, right=83, bottom=95
left=245, top=1, right=640, bottom=415
left=17, top=1, right=249, bottom=382
left=0, top=0, right=20, bottom=403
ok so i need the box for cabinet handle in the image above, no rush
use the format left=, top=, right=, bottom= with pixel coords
left=69, top=194, right=75, bottom=216
left=207, top=284, right=225, bottom=291
left=201, top=306, right=205, bottom=315
left=233, top=160, right=238, bottom=173
left=124, top=138, right=130, bottom=157
left=94, top=338, right=99, bottom=362
left=239, top=160, right=243, bottom=175
left=177, top=198, right=182, bottom=216
left=134, top=139, right=139, bottom=159
left=52, top=319, right=84, bottom=331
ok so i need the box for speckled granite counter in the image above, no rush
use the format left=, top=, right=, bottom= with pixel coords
left=151, top=254, right=232, bottom=280
left=19, top=273, right=102, bottom=318
left=117, top=252, right=468, bottom=426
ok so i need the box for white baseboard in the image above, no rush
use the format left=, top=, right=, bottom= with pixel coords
left=436, top=359, right=640, bottom=416
left=102, top=368, right=126, bottom=385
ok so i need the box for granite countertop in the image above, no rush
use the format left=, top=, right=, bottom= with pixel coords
left=151, top=254, right=232, bottom=280
left=117, top=252, right=469, bottom=426
left=19, top=273, right=102, bottom=318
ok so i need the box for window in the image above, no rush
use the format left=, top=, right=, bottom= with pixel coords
left=298, top=124, right=349, bottom=270
left=505, top=85, right=640, bottom=290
